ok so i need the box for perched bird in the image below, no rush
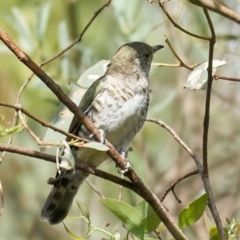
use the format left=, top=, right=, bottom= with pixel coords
left=41, top=41, right=164, bottom=225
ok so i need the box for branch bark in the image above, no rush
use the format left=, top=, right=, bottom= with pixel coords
left=187, top=0, right=240, bottom=25
left=202, top=8, right=225, bottom=240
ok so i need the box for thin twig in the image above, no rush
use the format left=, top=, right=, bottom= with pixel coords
left=0, top=102, right=88, bottom=143
left=86, top=180, right=105, bottom=198
left=154, top=230, right=162, bottom=240
left=17, top=110, right=71, bottom=148
left=40, top=0, right=112, bottom=66
left=146, top=118, right=203, bottom=170
left=0, top=143, right=136, bottom=192
left=161, top=170, right=198, bottom=202
left=164, top=35, right=194, bottom=70
left=188, top=0, right=240, bottom=25
left=202, top=8, right=225, bottom=240
left=214, top=74, right=240, bottom=83
left=158, top=1, right=210, bottom=41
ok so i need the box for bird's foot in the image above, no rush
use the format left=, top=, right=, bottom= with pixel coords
left=117, top=151, right=133, bottom=174
left=118, top=159, right=133, bottom=174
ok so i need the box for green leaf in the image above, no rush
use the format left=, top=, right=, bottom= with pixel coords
left=75, top=200, right=90, bottom=220
left=135, top=201, right=161, bottom=233
left=0, top=123, right=24, bottom=137
left=63, top=222, right=85, bottom=240
left=178, top=193, right=208, bottom=228
left=82, top=142, right=109, bottom=151
left=209, top=226, right=220, bottom=240
left=101, top=198, right=144, bottom=239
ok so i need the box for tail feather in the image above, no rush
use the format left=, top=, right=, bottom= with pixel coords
left=41, top=170, right=88, bottom=225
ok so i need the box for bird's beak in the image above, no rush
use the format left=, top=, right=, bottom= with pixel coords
left=152, top=45, right=164, bottom=53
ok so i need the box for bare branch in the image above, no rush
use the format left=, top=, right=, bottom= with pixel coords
left=86, top=180, right=105, bottom=199
left=202, top=9, right=225, bottom=240
left=146, top=118, right=203, bottom=170
left=0, top=143, right=136, bottom=191
left=164, top=36, right=195, bottom=70
left=158, top=1, right=210, bottom=41
left=161, top=170, right=198, bottom=202
left=40, top=0, right=112, bottom=66
left=187, top=0, right=240, bottom=25
left=214, top=74, right=240, bottom=83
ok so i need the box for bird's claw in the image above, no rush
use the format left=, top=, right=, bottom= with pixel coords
left=118, top=160, right=133, bottom=174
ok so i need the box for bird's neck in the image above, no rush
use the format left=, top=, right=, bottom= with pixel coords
left=106, top=59, right=149, bottom=80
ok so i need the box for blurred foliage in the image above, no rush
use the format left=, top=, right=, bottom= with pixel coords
left=1, top=0, right=240, bottom=239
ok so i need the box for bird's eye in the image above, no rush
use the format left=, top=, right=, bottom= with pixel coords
left=145, top=53, right=150, bottom=58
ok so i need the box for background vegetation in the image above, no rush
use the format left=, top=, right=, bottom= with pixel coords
left=0, top=0, right=240, bottom=239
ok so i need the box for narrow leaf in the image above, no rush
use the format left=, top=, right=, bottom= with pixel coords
left=75, top=200, right=90, bottom=220
left=178, top=193, right=208, bottom=228
left=0, top=123, right=24, bottom=137
left=63, top=222, right=85, bottom=240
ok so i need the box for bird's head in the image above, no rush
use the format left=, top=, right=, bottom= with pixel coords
left=108, top=41, right=164, bottom=76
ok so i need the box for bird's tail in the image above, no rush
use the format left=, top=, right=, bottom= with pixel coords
left=40, top=170, right=88, bottom=225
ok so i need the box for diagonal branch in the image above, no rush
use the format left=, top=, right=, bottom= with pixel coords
left=0, top=102, right=88, bottom=143
left=146, top=118, right=203, bottom=170
left=187, top=0, right=240, bottom=25
left=158, top=0, right=210, bottom=41
left=40, top=0, right=112, bottom=66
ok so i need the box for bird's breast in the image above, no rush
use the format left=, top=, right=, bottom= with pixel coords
left=88, top=76, right=149, bottom=150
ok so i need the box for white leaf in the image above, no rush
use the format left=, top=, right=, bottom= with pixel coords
left=184, top=59, right=227, bottom=91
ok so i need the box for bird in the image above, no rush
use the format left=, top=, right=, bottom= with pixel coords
left=41, top=41, right=164, bottom=225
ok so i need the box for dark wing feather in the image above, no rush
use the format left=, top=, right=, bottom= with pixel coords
left=66, top=76, right=105, bottom=140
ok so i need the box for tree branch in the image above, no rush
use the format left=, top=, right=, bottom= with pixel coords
left=0, top=143, right=137, bottom=191
left=202, top=8, right=225, bottom=240
left=214, top=74, right=240, bottom=83
left=161, top=170, right=199, bottom=202
left=158, top=0, right=210, bottom=41
left=146, top=118, right=203, bottom=170
left=0, top=102, right=88, bottom=143
left=187, top=0, right=240, bottom=25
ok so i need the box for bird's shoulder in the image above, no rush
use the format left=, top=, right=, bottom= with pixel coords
left=79, top=76, right=106, bottom=112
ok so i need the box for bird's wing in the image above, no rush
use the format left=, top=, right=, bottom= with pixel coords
left=67, top=76, right=106, bottom=139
